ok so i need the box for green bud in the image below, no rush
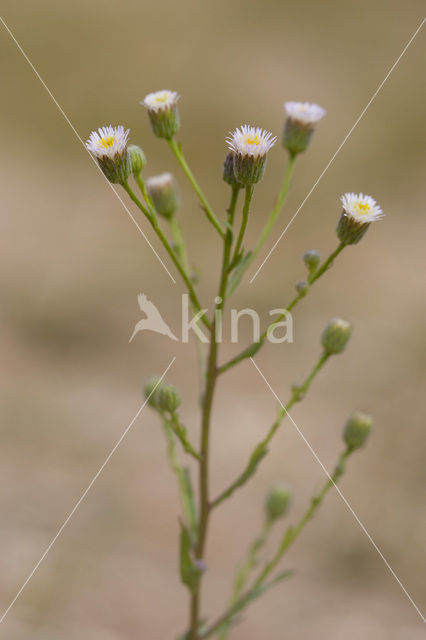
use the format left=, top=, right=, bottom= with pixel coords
left=127, top=144, right=147, bottom=176
left=303, top=249, right=320, bottom=272
left=265, top=484, right=292, bottom=521
left=321, top=318, right=352, bottom=355
left=146, top=173, right=180, bottom=219
left=157, top=383, right=181, bottom=413
left=144, top=376, right=161, bottom=408
left=141, top=90, right=180, bottom=140
left=144, top=377, right=181, bottom=413
left=222, top=152, right=240, bottom=187
left=343, top=411, right=373, bottom=451
left=295, top=281, right=309, bottom=297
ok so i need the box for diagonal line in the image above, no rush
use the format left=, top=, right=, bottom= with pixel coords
left=250, top=17, right=426, bottom=284
left=250, top=357, right=426, bottom=624
left=0, top=357, right=176, bottom=624
left=0, top=16, right=176, bottom=284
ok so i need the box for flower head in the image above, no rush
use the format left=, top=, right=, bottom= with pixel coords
left=284, top=101, right=326, bottom=125
left=337, top=193, right=384, bottom=245
left=86, top=125, right=129, bottom=160
left=227, top=125, right=276, bottom=158
left=143, top=90, right=179, bottom=112
left=141, top=90, right=180, bottom=139
left=226, top=125, right=276, bottom=185
left=282, top=102, right=326, bottom=156
left=340, top=193, right=384, bottom=223
left=86, top=125, right=131, bottom=183
left=146, top=172, right=179, bottom=219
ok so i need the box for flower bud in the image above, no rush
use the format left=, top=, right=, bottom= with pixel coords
left=282, top=102, right=326, bottom=157
left=146, top=173, right=179, bottom=219
left=343, top=411, right=373, bottom=451
left=128, top=144, right=147, bottom=176
left=321, top=318, right=352, bottom=355
left=337, top=193, right=384, bottom=245
left=144, top=376, right=161, bottom=408
left=303, top=249, right=320, bottom=272
left=142, top=90, right=180, bottom=139
left=157, top=383, right=181, bottom=414
left=144, top=377, right=181, bottom=413
left=222, top=152, right=240, bottom=187
left=86, top=125, right=131, bottom=184
left=295, top=281, right=309, bottom=297
left=226, top=125, right=276, bottom=186
left=265, top=484, right=292, bottom=521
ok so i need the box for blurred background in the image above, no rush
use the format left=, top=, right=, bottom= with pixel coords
left=0, top=1, right=425, bottom=638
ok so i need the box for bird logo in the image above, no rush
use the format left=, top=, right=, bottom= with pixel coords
left=129, top=293, right=178, bottom=343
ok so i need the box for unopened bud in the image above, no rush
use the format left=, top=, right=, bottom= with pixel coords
left=128, top=144, right=146, bottom=176
left=144, top=376, right=161, bottom=408
left=295, top=281, right=309, bottom=297
left=144, top=377, right=181, bottom=414
left=303, top=249, right=320, bottom=272
left=343, top=411, right=372, bottom=451
left=146, top=173, right=179, bottom=219
left=265, top=484, right=292, bottom=521
left=222, top=152, right=240, bottom=187
left=321, top=318, right=352, bottom=355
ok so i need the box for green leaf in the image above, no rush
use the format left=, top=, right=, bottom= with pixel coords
left=179, top=522, right=202, bottom=593
left=181, top=468, right=198, bottom=540
left=226, top=251, right=252, bottom=296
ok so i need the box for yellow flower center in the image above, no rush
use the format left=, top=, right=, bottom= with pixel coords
left=246, top=135, right=261, bottom=146
left=100, top=136, right=115, bottom=148
left=356, top=202, right=370, bottom=215
left=156, top=94, right=168, bottom=103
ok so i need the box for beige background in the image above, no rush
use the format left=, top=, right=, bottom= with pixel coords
left=0, top=1, right=425, bottom=638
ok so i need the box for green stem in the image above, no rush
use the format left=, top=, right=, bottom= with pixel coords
left=308, top=241, right=346, bottom=285
left=161, top=420, right=198, bottom=539
left=169, top=413, right=201, bottom=461
left=252, top=153, right=296, bottom=263
left=252, top=448, right=350, bottom=589
left=122, top=181, right=211, bottom=330
left=219, top=520, right=272, bottom=640
left=189, top=187, right=238, bottom=640
left=212, top=352, right=330, bottom=509
left=218, top=241, right=346, bottom=374
left=230, top=185, right=253, bottom=266
left=200, top=448, right=349, bottom=639
left=169, top=215, right=191, bottom=276
left=168, top=138, right=225, bottom=238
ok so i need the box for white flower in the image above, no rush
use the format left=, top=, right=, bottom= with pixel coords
left=86, top=125, right=129, bottom=159
left=341, top=193, right=384, bottom=223
left=226, top=125, right=276, bottom=158
left=284, top=101, right=326, bottom=125
left=142, top=90, right=179, bottom=113
left=146, top=172, right=174, bottom=189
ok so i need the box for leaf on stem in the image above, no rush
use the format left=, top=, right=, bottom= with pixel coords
left=226, top=251, right=253, bottom=296
left=179, top=522, right=203, bottom=593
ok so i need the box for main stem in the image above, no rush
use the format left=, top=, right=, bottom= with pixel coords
left=189, top=186, right=239, bottom=640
